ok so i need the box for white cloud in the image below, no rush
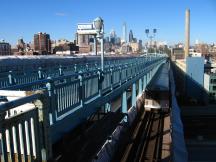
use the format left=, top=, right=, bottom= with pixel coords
left=55, top=12, right=67, bottom=16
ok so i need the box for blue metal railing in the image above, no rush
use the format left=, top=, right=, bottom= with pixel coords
left=0, top=93, right=45, bottom=162
left=54, top=79, right=81, bottom=117
left=0, top=55, right=167, bottom=161
left=0, top=58, right=141, bottom=89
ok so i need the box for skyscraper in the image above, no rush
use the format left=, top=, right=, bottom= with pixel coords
left=129, top=30, right=134, bottom=43
left=122, top=22, right=127, bottom=43
left=110, top=29, right=116, bottom=45
left=17, top=38, right=25, bottom=52
left=34, top=32, right=51, bottom=54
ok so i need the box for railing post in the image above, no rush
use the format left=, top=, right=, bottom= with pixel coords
left=110, top=67, right=113, bottom=91
left=105, top=103, right=111, bottom=113
left=0, top=112, right=8, bottom=162
left=119, top=66, right=122, bottom=86
left=121, top=91, right=127, bottom=122
left=8, top=71, right=15, bottom=85
left=78, top=71, right=84, bottom=107
left=38, top=67, right=44, bottom=80
left=74, top=64, right=77, bottom=73
left=125, top=64, right=128, bottom=82
left=86, top=63, right=89, bottom=71
left=59, top=65, right=64, bottom=76
left=97, top=70, right=103, bottom=96
left=135, top=64, right=137, bottom=76
left=45, top=77, right=56, bottom=125
left=108, top=61, right=111, bottom=69
left=132, top=83, right=136, bottom=107
left=34, top=91, right=53, bottom=162
left=95, top=63, right=98, bottom=69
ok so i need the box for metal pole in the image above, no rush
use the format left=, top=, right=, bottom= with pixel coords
left=101, top=38, right=104, bottom=71
left=94, top=35, right=97, bottom=56
left=101, top=25, right=104, bottom=71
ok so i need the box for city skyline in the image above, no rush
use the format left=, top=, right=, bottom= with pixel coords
left=1, top=0, right=216, bottom=45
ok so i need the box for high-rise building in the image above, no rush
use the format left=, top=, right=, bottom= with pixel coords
left=122, top=22, right=127, bottom=43
left=110, top=29, right=116, bottom=45
left=76, top=33, right=92, bottom=46
left=116, top=37, right=121, bottom=46
left=104, top=37, right=109, bottom=43
left=17, top=38, right=25, bottom=52
left=133, top=38, right=137, bottom=43
left=139, top=40, right=143, bottom=51
left=0, top=40, right=11, bottom=56
left=129, top=30, right=133, bottom=43
left=34, top=32, right=51, bottom=54
left=75, top=33, right=93, bottom=53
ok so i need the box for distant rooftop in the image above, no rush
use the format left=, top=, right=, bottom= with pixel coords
left=0, top=40, right=10, bottom=44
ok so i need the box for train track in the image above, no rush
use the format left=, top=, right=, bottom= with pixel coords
left=120, top=111, right=164, bottom=162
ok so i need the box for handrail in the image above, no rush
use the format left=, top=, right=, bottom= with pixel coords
left=0, top=57, right=150, bottom=90
left=0, top=93, right=42, bottom=113
left=0, top=57, right=137, bottom=78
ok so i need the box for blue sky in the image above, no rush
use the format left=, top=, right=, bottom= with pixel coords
left=0, top=0, right=216, bottom=45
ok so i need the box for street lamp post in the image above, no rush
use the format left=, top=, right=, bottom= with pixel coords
left=93, top=17, right=104, bottom=71
left=101, top=24, right=104, bottom=71
left=94, top=35, right=97, bottom=56
left=145, top=29, right=157, bottom=54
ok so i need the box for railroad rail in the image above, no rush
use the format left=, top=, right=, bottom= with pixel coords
left=120, top=111, right=164, bottom=162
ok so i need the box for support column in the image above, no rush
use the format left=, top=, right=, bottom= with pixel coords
left=146, top=72, right=149, bottom=84
left=148, top=72, right=151, bottom=83
left=149, top=71, right=152, bottom=82
left=0, top=112, right=8, bottom=162
left=143, top=75, right=147, bottom=90
left=152, top=68, right=155, bottom=77
left=132, top=83, right=136, bottom=107
left=121, top=91, right=127, bottom=122
left=138, top=78, right=142, bottom=95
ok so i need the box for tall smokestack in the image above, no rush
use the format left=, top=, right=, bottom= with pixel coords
left=185, top=9, right=190, bottom=58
